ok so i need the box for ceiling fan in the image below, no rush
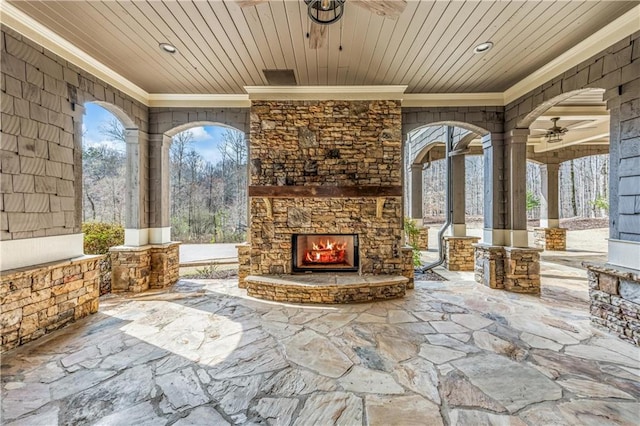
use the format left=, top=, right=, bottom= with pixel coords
left=533, top=117, right=598, bottom=143
left=237, top=0, right=407, bottom=49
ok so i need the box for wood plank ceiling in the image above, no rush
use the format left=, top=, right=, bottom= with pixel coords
left=7, top=0, right=638, bottom=94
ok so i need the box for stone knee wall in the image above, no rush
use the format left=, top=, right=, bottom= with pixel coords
left=401, top=247, right=415, bottom=289
left=1, top=255, right=102, bottom=352
left=149, top=243, right=180, bottom=289
left=444, top=236, right=479, bottom=271
left=585, top=263, right=640, bottom=346
left=533, top=228, right=566, bottom=251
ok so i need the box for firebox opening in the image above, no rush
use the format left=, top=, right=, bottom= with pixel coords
left=292, top=234, right=359, bottom=273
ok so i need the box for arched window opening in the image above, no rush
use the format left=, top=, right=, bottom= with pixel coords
left=82, top=103, right=127, bottom=225
left=170, top=126, right=247, bottom=243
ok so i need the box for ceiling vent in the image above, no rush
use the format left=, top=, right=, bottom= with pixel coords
left=263, top=69, right=297, bottom=85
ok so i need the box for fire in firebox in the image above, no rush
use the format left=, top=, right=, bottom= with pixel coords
left=304, top=239, right=347, bottom=265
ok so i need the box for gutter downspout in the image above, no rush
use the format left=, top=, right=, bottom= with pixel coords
left=419, top=126, right=453, bottom=272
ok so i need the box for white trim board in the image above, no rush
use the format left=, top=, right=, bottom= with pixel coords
left=608, top=239, right=640, bottom=272
left=245, top=85, right=408, bottom=100
left=2, top=2, right=639, bottom=107
left=0, top=234, right=84, bottom=271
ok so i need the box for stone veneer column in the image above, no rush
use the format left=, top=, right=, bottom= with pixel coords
left=237, top=243, right=251, bottom=288
left=585, top=262, right=640, bottom=346
left=110, top=243, right=180, bottom=293
left=451, top=153, right=466, bottom=237
left=444, top=236, right=480, bottom=271
left=534, top=162, right=566, bottom=250
left=410, top=163, right=423, bottom=221
left=401, top=247, right=415, bottom=289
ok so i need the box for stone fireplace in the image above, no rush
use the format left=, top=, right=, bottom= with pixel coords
left=240, top=97, right=414, bottom=303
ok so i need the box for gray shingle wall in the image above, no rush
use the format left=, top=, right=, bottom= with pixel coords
left=1, top=25, right=149, bottom=241
left=505, top=33, right=640, bottom=242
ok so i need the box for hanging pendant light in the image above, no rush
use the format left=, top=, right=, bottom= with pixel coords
left=305, top=0, right=346, bottom=25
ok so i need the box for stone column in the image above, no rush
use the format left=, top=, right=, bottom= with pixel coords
left=410, top=163, right=423, bottom=222
left=534, top=162, right=566, bottom=250
left=148, top=134, right=171, bottom=244
left=123, top=128, right=149, bottom=246
left=451, top=153, right=466, bottom=237
left=480, top=133, right=506, bottom=245
left=505, top=129, right=529, bottom=248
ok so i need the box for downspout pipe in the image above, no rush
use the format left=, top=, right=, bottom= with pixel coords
left=419, top=126, right=454, bottom=272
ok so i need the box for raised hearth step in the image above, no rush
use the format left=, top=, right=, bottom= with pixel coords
left=244, top=274, right=408, bottom=304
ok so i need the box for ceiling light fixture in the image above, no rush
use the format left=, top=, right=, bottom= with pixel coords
left=473, top=42, right=493, bottom=54
left=159, top=43, right=177, bottom=54
left=305, top=0, right=345, bottom=25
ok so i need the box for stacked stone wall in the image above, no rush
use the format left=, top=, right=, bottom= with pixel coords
left=1, top=255, right=102, bottom=352
left=533, top=228, right=567, bottom=251
left=110, top=243, right=180, bottom=293
left=149, top=243, right=180, bottom=289
left=585, top=263, right=640, bottom=346
left=250, top=197, right=404, bottom=275
left=503, top=247, right=542, bottom=294
left=444, top=236, right=479, bottom=271
left=249, top=100, right=409, bottom=278
left=474, top=244, right=505, bottom=290
left=237, top=243, right=250, bottom=288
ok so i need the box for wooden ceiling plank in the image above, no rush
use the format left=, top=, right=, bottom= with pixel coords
left=283, top=0, right=309, bottom=85
left=362, top=11, right=403, bottom=84
left=241, top=4, right=279, bottom=71
left=102, top=0, right=214, bottom=93
left=296, top=2, right=319, bottom=85
left=135, top=0, right=239, bottom=93
left=475, top=1, right=619, bottom=92
left=268, top=1, right=299, bottom=74
left=16, top=0, right=186, bottom=93
left=435, top=1, right=539, bottom=93
left=253, top=0, right=288, bottom=69
left=393, top=0, right=469, bottom=87
left=200, top=0, right=268, bottom=86
left=405, top=0, right=491, bottom=92
left=156, top=0, right=244, bottom=92
left=470, top=1, right=587, bottom=92
left=343, top=7, right=372, bottom=85
left=334, top=1, right=362, bottom=85
left=375, top=1, right=436, bottom=85
left=348, top=11, right=386, bottom=86
left=416, top=0, right=506, bottom=93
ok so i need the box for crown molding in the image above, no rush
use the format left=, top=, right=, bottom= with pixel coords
left=402, top=93, right=504, bottom=107
left=504, top=4, right=640, bottom=105
left=148, top=94, right=250, bottom=108
left=0, top=1, right=149, bottom=104
left=244, top=85, right=408, bottom=100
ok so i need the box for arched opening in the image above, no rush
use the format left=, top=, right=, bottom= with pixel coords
left=161, top=122, right=248, bottom=270
left=522, top=88, right=611, bottom=303
left=82, top=103, right=127, bottom=226
left=168, top=125, right=247, bottom=243
left=404, top=122, right=487, bottom=270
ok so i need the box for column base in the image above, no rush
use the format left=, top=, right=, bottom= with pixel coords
left=584, top=262, right=640, bottom=346
left=503, top=247, right=542, bottom=294
left=402, top=246, right=415, bottom=289
left=533, top=228, right=567, bottom=251
left=444, top=236, right=480, bottom=271
left=237, top=243, right=251, bottom=289
left=110, top=242, right=180, bottom=293
left=474, top=244, right=542, bottom=294
left=408, top=226, right=429, bottom=251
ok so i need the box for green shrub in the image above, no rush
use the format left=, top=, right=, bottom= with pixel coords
left=82, top=222, right=124, bottom=254
left=404, top=217, right=422, bottom=267
left=590, top=196, right=609, bottom=212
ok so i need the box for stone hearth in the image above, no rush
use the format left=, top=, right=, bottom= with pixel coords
left=243, top=99, right=412, bottom=302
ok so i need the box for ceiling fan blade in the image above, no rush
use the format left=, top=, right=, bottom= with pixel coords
left=352, top=0, right=407, bottom=18
left=308, top=17, right=329, bottom=49
left=236, top=0, right=269, bottom=8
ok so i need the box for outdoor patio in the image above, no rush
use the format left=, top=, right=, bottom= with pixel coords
left=3, top=257, right=638, bottom=425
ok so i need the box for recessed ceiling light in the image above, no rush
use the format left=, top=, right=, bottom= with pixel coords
left=159, top=43, right=177, bottom=54
left=473, top=42, right=493, bottom=54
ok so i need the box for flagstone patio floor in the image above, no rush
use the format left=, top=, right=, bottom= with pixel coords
left=2, top=264, right=639, bottom=425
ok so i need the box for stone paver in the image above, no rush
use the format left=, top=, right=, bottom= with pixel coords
left=2, top=271, right=640, bottom=425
